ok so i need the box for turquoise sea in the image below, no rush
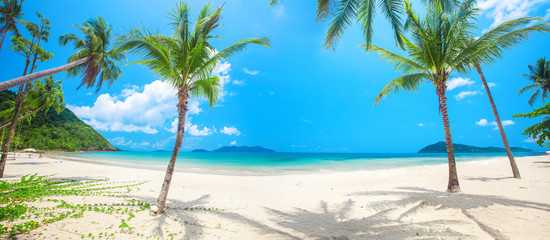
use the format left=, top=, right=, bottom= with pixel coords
left=49, top=151, right=543, bottom=175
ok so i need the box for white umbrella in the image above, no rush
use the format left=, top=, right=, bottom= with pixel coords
left=24, top=148, right=37, bottom=152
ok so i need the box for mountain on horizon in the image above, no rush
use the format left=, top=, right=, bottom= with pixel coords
left=192, top=146, right=276, bottom=153
left=418, top=141, right=536, bottom=153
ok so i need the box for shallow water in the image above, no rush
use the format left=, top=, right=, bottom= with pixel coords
left=49, top=151, right=543, bottom=175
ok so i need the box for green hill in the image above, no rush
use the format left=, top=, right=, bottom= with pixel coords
left=418, top=141, right=535, bottom=153
left=1, top=90, right=116, bottom=152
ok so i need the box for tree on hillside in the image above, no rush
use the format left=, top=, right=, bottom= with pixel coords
left=117, top=1, right=270, bottom=214
left=0, top=17, right=124, bottom=92
left=518, top=58, right=550, bottom=106
left=0, top=76, right=65, bottom=130
left=0, top=0, right=24, bottom=54
left=0, top=13, right=52, bottom=178
left=464, top=21, right=550, bottom=179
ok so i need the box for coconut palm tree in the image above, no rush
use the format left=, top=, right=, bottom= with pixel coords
left=117, top=2, right=269, bottom=214
left=519, top=58, right=550, bottom=106
left=0, top=0, right=24, bottom=54
left=464, top=20, right=550, bottom=179
left=371, top=0, right=485, bottom=193
left=0, top=76, right=64, bottom=130
left=269, top=0, right=456, bottom=50
left=0, top=17, right=124, bottom=92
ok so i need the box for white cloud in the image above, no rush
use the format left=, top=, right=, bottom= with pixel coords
left=233, top=80, right=245, bottom=85
left=213, top=61, right=232, bottom=100
left=220, top=126, right=241, bottom=136
left=545, top=8, right=550, bottom=19
left=272, top=5, right=285, bottom=18
left=487, top=82, right=496, bottom=88
left=268, top=90, right=275, bottom=96
left=168, top=117, right=214, bottom=136
left=187, top=124, right=214, bottom=136
left=476, top=119, right=489, bottom=126
left=187, top=100, right=202, bottom=115
left=418, top=123, right=424, bottom=127
left=456, top=91, right=482, bottom=100
left=69, top=80, right=177, bottom=134
left=478, top=0, right=547, bottom=30
left=447, top=77, right=475, bottom=91
left=300, top=119, right=312, bottom=124
left=523, top=138, right=537, bottom=143
left=243, top=68, right=259, bottom=75
left=110, top=137, right=150, bottom=149
left=476, top=118, right=515, bottom=129
left=230, top=140, right=237, bottom=146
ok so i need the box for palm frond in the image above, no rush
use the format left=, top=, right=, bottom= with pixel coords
left=189, top=76, right=219, bottom=107
left=324, top=0, right=358, bottom=50
left=375, top=73, right=428, bottom=104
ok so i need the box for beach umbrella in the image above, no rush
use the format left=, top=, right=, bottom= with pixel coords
left=24, top=148, right=37, bottom=152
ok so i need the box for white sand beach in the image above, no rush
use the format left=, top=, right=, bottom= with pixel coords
left=3, top=154, right=550, bottom=239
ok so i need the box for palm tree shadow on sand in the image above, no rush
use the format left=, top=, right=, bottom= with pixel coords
left=265, top=199, right=466, bottom=240
left=348, top=187, right=550, bottom=239
left=130, top=194, right=301, bottom=239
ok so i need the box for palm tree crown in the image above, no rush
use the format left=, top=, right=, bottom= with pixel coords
left=59, top=17, right=125, bottom=92
left=0, top=0, right=24, bottom=54
left=519, top=58, right=550, bottom=106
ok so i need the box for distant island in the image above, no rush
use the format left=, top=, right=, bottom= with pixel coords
left=192, top=146, right=276, bottom=153
left=418, top=141, right=536, bottom=153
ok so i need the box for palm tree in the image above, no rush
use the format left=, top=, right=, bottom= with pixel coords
left=0, top=17, right=124, bottom=92
left=0, top=0, right=24, bottom=54
left=269, top=0, right=456, bottom=50
left=519, top=58, right=550, bottom=106
left=117, top=2, right=269, bottom=214
left=0, top=76, right=64, bottom=130
left=464, top=20, right=550, bottom=179
left=371, top=0, right=486, bottom=193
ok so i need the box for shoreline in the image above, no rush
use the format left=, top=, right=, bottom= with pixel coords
left=3, top=154, right=550, bottom=239
left=44, top=151, right=543, bottom=176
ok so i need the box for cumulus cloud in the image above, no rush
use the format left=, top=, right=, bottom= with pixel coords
left=478, top=0, right=547, bottom=30
left=213, top=61, right=232, bottom=100
left=523, top=138, right=537, bottom=143
left=110, top=137, right=150, bottom=149
left=233, top=80, right=245, bottom=85
left=476, top=118, right=515, bottom=130
left=168, top=117, right=214, bottom=136
left=243, top=68, right=259, bottom=75
left=447, top=77, right=475, bottom=91
left=418, top=123, right=424, bottom=127
left=220, top=126, right=241, bottom=136
left=69, top=80, right=178, bottom=134
left=487, top=82, right=496, bottom=88
left=230, top=140, right=237, bottom=146
left=187, top=100, right=202, bottom=115
left=455, top=91, right=482, bottom=100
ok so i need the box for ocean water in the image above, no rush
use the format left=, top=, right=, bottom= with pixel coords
left=49, top=151, right=543, bottom=175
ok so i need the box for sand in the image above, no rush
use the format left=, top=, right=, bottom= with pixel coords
left=2, top=153, right=550, bottom=239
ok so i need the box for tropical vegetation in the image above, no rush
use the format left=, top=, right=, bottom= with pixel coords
left=0, top=0, right=24, bottom=54
left=116, top=2, right=270, bottom=214
left=0, top=16, right=124, bottom=92
left=518, top=57, right=550, bottom=106
left=513, top=103, right=550, bottom=147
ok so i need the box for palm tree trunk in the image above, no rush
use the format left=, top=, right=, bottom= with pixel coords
left=0, top=57, right=89, bottom=91
left=0, top=105, right=45, bottom=131
left=437, top=84, right=460, bottom=193
left=0, top=29, right=7, bottom=55
left=476, top=64, right=521, bottom=179
left=0, top=83, right=30, bottom=177
left=156, top=89, right=189, bottom=214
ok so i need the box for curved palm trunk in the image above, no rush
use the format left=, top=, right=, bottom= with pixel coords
left=0, top=104, right=45, bottom=131
left=0, top=83, right=30, bottom=177
left=156, top=89, right=188, bottom=214
left=0, top=57, right=89, bottom=92
left=0, top=29, right=7, bottom=55
left=476, top=65, right=521, bottom=179
left=437, top=84, right=460, bottom=193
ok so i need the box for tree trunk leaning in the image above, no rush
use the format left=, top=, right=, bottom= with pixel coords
left=0, top=83, right=30, bottom=178
left=437, top=84, right=460, bottom=193
left=0, top=57, right=89, bottom=91
left=0, top=29, right=7, bottom=55
left=476, top=65, right=521, bottom=179
left=155, top=90, right=189, bottom=214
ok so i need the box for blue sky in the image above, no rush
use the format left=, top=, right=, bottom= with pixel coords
left=1, top=0, right=550, bottom=152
